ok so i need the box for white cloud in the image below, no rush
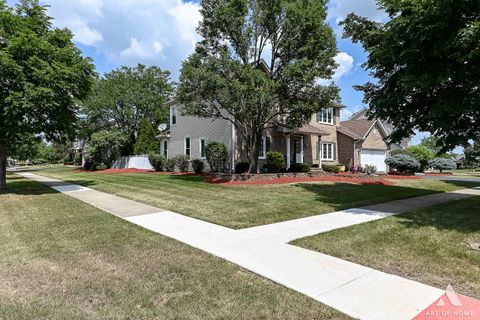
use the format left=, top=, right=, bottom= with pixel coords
left=329, top=0, right=388, bottom=25
left=41, top=0, right=201, bottom=77
left=318, top=52, right=354, bottom=85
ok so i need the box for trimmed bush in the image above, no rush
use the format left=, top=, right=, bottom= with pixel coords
left=149, top=154, right=166, bottom=172
left=266, top=151, right=286, bottom=173
left=429, top=158, right=456, bottom=173
left=290, top=163, right=311, bottom=173
left=385, top=154, right=420, bottom=173
left=322, top=164, right=339, bottom=173
left=95, top=163, right=108, bottom=171
left=165, top=158, right=176, bottom=172
left=205, top=142, right=229, bottom=173
left=174, top=155, right=190, bottom=172
left=235, top=162, right=250, bottom=174
left=364, top=164, right=377, bottom=175
left=192, top=159, right=205, bottom=174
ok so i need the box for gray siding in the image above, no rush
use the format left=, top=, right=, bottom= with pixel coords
left=166, top=103, right=233, bottom=163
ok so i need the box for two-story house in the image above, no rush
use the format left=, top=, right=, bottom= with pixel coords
left=159, top=100, right=343, bottom=171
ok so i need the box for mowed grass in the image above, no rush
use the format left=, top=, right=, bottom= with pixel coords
left=294, top=196, right=480, bottom=299
left=31, top=166, right=480, bottom=229
left=0, top=175, right=349, bottom=320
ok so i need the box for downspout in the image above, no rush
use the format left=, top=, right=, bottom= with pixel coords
left=231, top=120, right=236, bottom=173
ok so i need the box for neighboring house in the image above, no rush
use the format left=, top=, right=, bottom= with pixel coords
left=337, top=108, right=411, bottom=172
left=160, top=100, right=343, bottom=171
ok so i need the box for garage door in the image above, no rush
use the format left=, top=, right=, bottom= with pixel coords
left=361, top=149, right=387, bottom=172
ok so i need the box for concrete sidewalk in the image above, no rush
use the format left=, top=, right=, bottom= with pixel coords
left=18, top=172, right=480, bottom=320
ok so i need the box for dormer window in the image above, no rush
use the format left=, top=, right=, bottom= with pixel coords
left=317, top=108, right=334, bottom=124
left=170, top=106, right=177, bottom=126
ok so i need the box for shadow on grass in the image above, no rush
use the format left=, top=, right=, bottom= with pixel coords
left=397, top=196, right=480, bottom=232
left=1, top=179, right=58, bottom=195
left=295, top=180, right=479, bottom=211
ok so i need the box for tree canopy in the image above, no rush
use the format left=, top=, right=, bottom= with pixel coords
left=341, top=0, right=480, bottom=151
left=179, top=0, right=339, bottom=171
left=83, top=64, right=173, bottom=155
left=0, top=0, right=95, bottom=190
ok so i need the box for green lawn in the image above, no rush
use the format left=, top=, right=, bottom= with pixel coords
left=294, top=196, right=480, bottom=299
left=0, top=175, right=348, bottom=320
left=29, top=166, right=480, bottom=229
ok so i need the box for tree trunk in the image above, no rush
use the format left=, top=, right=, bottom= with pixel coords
left=0, top=139, right=7, bottom=192
left=246, top=132, right=262, bottom=173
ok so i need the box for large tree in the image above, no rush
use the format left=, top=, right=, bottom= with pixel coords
left=341, top=0, right=480, bottom=151
left=0, top=0, right=95, bottom=190
left=83, top=64, right=173, bottom=155
left=178, top=0, right=339, bottom=171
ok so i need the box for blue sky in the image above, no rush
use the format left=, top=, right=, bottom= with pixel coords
left=6, top=0, right=445, bottom=149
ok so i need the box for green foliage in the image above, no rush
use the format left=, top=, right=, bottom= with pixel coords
left=385, top=154, right=420, bottom=173
left=179, top=0, right=339, bottom=171
left=134, top=119, right=160, bottom=155
left=205, top=142, right=229, bottom=173
left=322, top=164, right=339, bottom=174
left=235, top=162, right=250, bottom=174
left=83, top=64, right=173, bottom=155
left=174, top=155, right=190, bottom=172
left=0, top=0, right=95, bottom=189
left=364, top=164, right=377, bottom=175
left=394, top=146, right=434, bottom=172
left=192, top=159, right=205, bottom=174
left=341, top=1, right=480, bottom=151
left=290, top=163, right=311, bottom=173
left=266, top=152, right=286, bottom=173
left=88, top=130, right=127, bottom=169
left=464, top=142, right=480, bottom=168
left=164, top=158, right=176, bottom=172
left=148, top=154, right=166, bottom=172
left=429, top=158, right=456, bottom=173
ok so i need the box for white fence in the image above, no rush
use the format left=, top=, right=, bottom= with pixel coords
left=112, top=155, right=154, bottom=170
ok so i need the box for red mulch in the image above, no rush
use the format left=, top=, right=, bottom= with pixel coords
left=71, top=168, right=424, bottom=186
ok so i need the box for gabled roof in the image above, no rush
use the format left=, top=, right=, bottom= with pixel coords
left=338, top=119, right=377, bottom=140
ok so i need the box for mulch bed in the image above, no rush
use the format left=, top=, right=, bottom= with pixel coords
left=72, top=168, right=423, bottom=186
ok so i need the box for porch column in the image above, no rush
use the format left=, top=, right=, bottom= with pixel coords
left=300, top=135, right=304, bottom=163
left=286, top=134, right=291, bottom=170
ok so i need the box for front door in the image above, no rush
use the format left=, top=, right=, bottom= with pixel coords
left=293, top=139, right=302, bottom=163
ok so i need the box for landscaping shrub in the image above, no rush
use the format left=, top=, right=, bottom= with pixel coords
left=83, top=158, right=94, bottom=170
left=322, top=164, right=339, bottom=173
left=235, top=162, right=250, bottom=174
left=364, top=164, right=377, bottom=175
left=32, top=159, right=48, bottom=165
left=266, top=151, right=286, bottom=173
left=393, top=146, right=433, bottom=172
left=165, top=158, right=176, bottom=172
left=88, top=130, right=127, bottom=168
left=174, top=155, right=190, bottom=172
left=385, top=154, right=420, bottom=173
left=95, top=163, right=108, bottom=170
left=205, top=142, right=229, bottom=173
left=290, top=163, right=311, bottom=173
left=148, top=154, right=166, bottom=172
left=192, top=159, right=204, bottom=174
left=429, top=158, right=456, bottom=173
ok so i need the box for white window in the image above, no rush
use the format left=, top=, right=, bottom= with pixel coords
left=170, top=106, right=177, bottom=126
left=317, top=108, right=334, bottom=124
left=162, top=140, right=168, bottom=158
left=258, top=136, right=271, bottom=159
left=199, top=138, right=207, bottom=159
left=320, top=142, right=335, bottom=161
left=184, top=136, right=191, bottom=159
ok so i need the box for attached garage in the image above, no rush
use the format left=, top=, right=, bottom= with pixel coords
left=360, top=149, right=387, bottom=172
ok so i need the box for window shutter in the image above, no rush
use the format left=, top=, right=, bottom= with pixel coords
left=333, top=109, right=336, bottom=125
left=333, top=143, right=337, bottom=160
